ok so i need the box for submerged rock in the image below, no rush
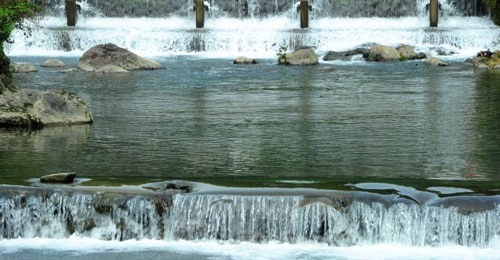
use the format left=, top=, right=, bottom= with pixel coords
left=40, top=172, right=77, bottom=184
left=78, top=43, right=164, bottom=72
left=425, top=57, right=449, bottom=67
left=0, top=89, right=93, bottom=128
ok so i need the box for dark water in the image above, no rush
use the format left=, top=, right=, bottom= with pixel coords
left=1, top=57, right=500, bottom=191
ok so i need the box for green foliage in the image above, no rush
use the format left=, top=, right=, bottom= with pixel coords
left=400, top=54, right=408, bottom=62
left=1, top=1, right=39, bottom=94
left=486, top=0, right=497, bottom=9
left=276, top=45, right=288, bottom=64
left=0, top=0, right=39, bottom=45
left=485, top=50, right=500, bottom=67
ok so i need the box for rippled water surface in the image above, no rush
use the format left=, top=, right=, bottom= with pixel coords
left=1, top=57, right=499, bottom=189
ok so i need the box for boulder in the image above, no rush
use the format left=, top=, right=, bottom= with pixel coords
left=279, top=48, right=319, bottom=66
left=415, top=52, right=428, bottom=60
left=322, top=66, right=334, bottom=72
left=13, top=63, right=38, bottom=73
left=0, top=89, right=93, bottom=128
left=425, top=57, right=449, bottom=67
left=95, top=64, right=130, bottom=73
left=323, top=48, right=369, bottom=61
left=367, top=44, right=401, bottom=62
left=78, top=43, right=164, bottom=72
left=40, top=172, right=76, bottom=184
left=472, top=50, right=500, bottom=69
left=397, top=45, right=418, bottom=60
left=233, top=56, right=257, bottom=64
left=41, top=59, right=66, bottom=68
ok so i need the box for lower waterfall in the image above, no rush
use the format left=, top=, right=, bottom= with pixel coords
left=0, top=186, right=498, bottom=248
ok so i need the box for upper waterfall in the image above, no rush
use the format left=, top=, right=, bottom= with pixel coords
left=4, top=0, right=499, bottom=58
left=40, top=0, right=488, bottom=18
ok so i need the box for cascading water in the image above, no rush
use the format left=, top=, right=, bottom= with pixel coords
left=4, top=0, right=499, bottom=58
left=0, top=186, right=498, bottom=249
left=2, top=2, right=500, bottom=256
left=38, top=0, right=488, bottom=18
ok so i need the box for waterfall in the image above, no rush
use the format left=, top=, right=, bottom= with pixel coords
left=5, top=0, right=498, bottom=58
left=39, top=0, right=489, bottom=18
left=1, top=187, right=498, bottom=247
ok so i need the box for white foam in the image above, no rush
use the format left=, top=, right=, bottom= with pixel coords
left=4, top=14, right=499, bottom=59
left=0, top=237, right=499, bottom=260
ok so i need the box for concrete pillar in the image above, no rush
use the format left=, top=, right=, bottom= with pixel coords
left=300, top=0, right=309, bottom=29
left=429, top=0, right=438, bottom=27
left=196, top=0, right=205, bottom=29
left=66, top=0, right=76, bottom=26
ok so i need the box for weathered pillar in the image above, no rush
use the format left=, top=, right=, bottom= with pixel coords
left=429, top=0, right=438, bottom=27
left=66, top=0, right=77, bottom=26
left=300, top=0, right=309, bottom=29
left=196, top=0, right=205, bottom=29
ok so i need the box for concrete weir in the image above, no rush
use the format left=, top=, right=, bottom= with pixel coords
left=300, top=0, right=309, bottom=29
left=65, top=0, right=77, bottom=26
left=429, top=0, right=439, bottom=27
left=195, top=0, right=205, bottom=28
left=0, top=183, right=498, bottom=246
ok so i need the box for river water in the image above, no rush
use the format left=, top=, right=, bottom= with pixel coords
left=1, top=1, right=500, bottom=259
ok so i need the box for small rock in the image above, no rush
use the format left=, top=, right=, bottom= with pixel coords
left=165, top=181, right=192, bottom=193
left=40, top=172, right=76, bottom=184
left=41, top=59, right=66, bottom=68
left=425, top=57, right=449, bottom=67
left=415, top=52, right=428, bottom=60
left=322, top=66, right=334, bottom=72
left=59, top=68, right=78, bottom=73
left=233, top=56, right=257, bottom=64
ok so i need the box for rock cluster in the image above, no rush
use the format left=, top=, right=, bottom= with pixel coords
left=472, top=50, right=500, bottom=70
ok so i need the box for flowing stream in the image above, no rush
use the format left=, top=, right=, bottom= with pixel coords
left=1, top=0, right=500, bottom=259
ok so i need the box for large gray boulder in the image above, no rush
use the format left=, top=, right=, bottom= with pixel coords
left=78, top=43, right=164, bottom=72
left=279, top=48, right=319, bottom=65
left=367, top=44, right=401, bottom=62
left=0, top=89, right=93, bottom=127
left=13, top=63, right=38, bottom=73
